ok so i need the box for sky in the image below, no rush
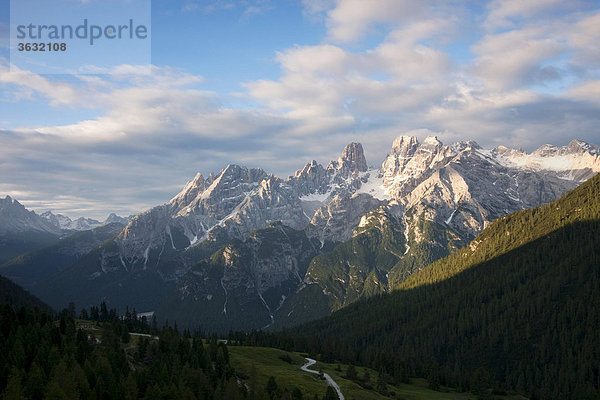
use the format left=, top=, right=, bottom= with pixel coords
left=0, top=0, right=599, bottom=220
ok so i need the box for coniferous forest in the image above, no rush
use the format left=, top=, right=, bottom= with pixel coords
left=0, top=302, right=253, bottom=399
left=0, top=299, right=324, bottom=400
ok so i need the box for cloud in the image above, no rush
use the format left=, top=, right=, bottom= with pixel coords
left=0, top=63, right=305, bottom=218
left=470, top=26, right=564, bottom=90
left=566, top=12, right=600, bottom=68
left=244, top=16, right=458, bottom=136
left=325, top=0, right=431, bottom=43
left=484, top=0, right=566, bottom=30
left=565, top=80, right=600, bottom=104
left=1, top=1, right=600, bottom=219
left=301, top=0, right=334, bottom=18
left=0, top=62, right=83, bottom=107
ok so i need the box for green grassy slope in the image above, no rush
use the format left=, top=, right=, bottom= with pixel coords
left=229, top=346, right=527, bottom=400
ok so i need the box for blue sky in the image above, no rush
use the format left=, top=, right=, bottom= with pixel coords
left=0, top=0, right=599, bottom=219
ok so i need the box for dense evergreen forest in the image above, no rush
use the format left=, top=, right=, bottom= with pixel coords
left=0, top=301, right=327, bottom=400
left=244, top=174, right=600, bottom=399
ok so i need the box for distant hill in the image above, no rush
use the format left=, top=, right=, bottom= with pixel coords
left=0, top=223, right=124, bottom=291
left=0, top=274, right=53, bottom=313
left=0, top=196, right=61, bottom=263
left=292, top=173, right=600, bottom=399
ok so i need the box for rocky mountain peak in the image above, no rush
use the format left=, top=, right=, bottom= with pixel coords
left=339, top=142, right=368, bottom=172
left=294, top=160, right=323, bottom=179
left=532, top=144, right=560, bottom=157
left=290, top=160, right=328, bottom=196
left=0, top=196, right=60, bottom=235
left=170, top=172, right=206, bottom=211
left=493, top=145, right=524, bottom=154
left=566, top=139, right=599, bottom=155
left=41, top=211, right=103, bottom=231
left=260, top=175, right=280, bottom=192
left=14, top=136, right=600, bottom=332
left=380, top=135, right=450, bottom=198
left=1, top=196, right=20, bottom=210
left=530, top=140, right=598, bottom=157
left=390, top=135, right=420, bottom=156
left=422, top=135, right=442, bottom=146
left=105, top=213, right=131, bottom=225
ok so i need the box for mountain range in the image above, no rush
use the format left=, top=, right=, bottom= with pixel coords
left=0, top=195, right=131, bottom=265
left=40, top=211, right=131, bottom=232
left=1, top=136, right=599, bottom=332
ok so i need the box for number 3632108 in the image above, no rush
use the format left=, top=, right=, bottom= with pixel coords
left=18, top=43, right=67, bottom=52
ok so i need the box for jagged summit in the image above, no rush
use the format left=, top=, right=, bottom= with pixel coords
left=567, top=139, right=600, bottom=155
left=533, top=139, right=600, bottom=157
left=339, top=142, right=368, bottom=172
left=422, top=135, right=442, bottom=146
left=0, top=196, right=60, bottom=235
left=390, top=135, right=420, bottom=156
left=492, top=139, right=600, bottom=175
left=105, top=213, right=131, bottom=225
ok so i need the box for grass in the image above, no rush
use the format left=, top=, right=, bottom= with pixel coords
left=229, top=346, right=331, bottom=398
left=229, top=346, right=529, bottom=400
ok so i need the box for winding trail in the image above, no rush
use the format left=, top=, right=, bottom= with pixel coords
left=301, top=358, right=345, bottom=400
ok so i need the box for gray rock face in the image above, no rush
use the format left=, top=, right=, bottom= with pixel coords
left=0, top=197, right=59, bottom=263
left=156, top=223, right=321, bottom=332
left=337, top=142, right=368, bottom=173
left=272, top=137, right=600, bottom=330
left=291, top=160, right=329, bottom=196
left=307, top=193, right=384, bottom=245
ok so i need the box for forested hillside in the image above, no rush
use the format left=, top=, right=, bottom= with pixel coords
left=0, top=275, right=53, bottom=314
left=283, top=173, right=600, bottom=399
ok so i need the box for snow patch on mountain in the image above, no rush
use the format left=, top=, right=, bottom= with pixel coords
left=355, top=169, right=390, bottom=201
left=492, top=140, right=600, bottom=179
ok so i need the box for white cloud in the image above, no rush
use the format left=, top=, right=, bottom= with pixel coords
left=484, top=0, right=565, bottom=30
left=246, top=17, right=456, bottom=122
left=566, top=80, right=600, bottom=104
left=325, top=0, right=430, bottom=43
left=470, top=26, right=564, bottom=90
left=0, top=62, right=83, bottom=107
left=566, top=12, right=600, bottom=67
